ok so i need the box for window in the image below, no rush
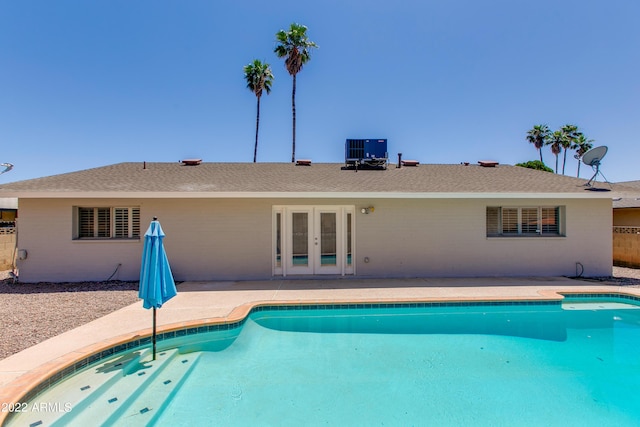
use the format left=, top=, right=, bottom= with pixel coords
left=76, top=207, right=140, bottom=239
left=486, top=206, right=562, bottom=237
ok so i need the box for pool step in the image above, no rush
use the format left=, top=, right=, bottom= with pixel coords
left=49, top=348, right=183, bottom=427
left=562, top=301, right=640, bottom=311
left=5, top=348, right=154, bottom=427
left=101, top=351, right=201, bottom=426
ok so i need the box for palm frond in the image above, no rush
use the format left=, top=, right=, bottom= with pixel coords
left=243, top=59, right=274, bottom=98
left=274, top=23, right=318, bottom=76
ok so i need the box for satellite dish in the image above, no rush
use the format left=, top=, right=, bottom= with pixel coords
left=582, top=146, right=607, bottom=166
left=0, top=163, right=12, bottom=175
left=581, top=146, right=610, bottom=189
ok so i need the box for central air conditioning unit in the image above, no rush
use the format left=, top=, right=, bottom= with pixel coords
left=344, top=139, right=388, bottom=170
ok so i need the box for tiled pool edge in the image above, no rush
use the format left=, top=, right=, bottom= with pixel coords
left=560, top=291, right=640, bottom=302
left=3, top=288, right=640, bottom=426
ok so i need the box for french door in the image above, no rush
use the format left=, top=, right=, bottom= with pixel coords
left=273, top=206, right=354, bottom=276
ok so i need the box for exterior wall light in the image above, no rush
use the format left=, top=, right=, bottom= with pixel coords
left=361, top=207, right=374, bottom=214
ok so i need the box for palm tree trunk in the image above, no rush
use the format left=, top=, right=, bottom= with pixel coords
left=253, top=96, right=261, bottom=163
left=291, top=74, right=297, bottom=163
left=555, top=155, right=558, bottom=174
left=576, top=159, right=581, bottom=178
left=562, top=150, right=567, bottom=175
left=539, top=149, right=543, bottom=164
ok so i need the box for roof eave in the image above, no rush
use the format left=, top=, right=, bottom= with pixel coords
left=1, top=191, right=617, bottom=199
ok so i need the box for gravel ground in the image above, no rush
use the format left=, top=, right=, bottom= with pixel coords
left=0, top=274, right=139, bottom=360
left=1, top=267, right=640, bottom=361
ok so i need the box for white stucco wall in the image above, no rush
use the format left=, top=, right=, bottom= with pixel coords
left=14, top=197, right=612, bottom=282
left=353, top=198, right=611, bottom=278
left=14, top=198, right=274, bottom=282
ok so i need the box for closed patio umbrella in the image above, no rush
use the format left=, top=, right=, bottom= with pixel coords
left=139, top=217, right=177, bottom=360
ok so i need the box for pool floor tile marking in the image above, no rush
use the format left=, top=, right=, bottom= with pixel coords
left=80, top=385, right=90, bottom=391
left=140, top=407, right=150, bottom=414
left=164, top=380, right=172, bottom=385
left=108, top=397, right=118, bottom=403
left=29, top=421, right=43, bottom=427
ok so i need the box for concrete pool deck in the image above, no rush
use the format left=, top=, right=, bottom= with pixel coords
left=1, top=276, right=639, bottom=423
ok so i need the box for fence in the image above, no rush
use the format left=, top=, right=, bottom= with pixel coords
left=613, top=226, right=640, bottom=268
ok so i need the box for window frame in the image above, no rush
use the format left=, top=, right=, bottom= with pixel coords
left=486, top=206, right=563, bottom=237
left=74, top=206, right=141, bottom=240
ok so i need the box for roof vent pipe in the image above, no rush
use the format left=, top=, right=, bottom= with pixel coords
left=397, top=153, right=402, bottom=168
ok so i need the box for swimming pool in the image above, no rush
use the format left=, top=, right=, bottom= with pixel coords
left=6, top=294, right=640, bottom=426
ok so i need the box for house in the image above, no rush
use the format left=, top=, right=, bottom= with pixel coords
left=613, top=180, right=640, bottom=268
left=0, top=161, right=624, bottom=283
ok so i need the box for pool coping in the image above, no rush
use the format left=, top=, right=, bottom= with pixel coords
left=1, top=278, right=639, bottom=425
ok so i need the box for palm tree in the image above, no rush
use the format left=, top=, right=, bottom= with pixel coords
left=547, top=130, right=566, bottom=174
left=560, top=124, right=582, bottom=175
left=573, top=134, right=594, bottom=178
left=274, top=23, right=318, bottom=163
left=244, top=60, right=274, bottom=163
left=526, top=124, right=550, bottom=164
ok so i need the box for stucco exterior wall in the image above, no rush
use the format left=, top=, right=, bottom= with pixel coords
left=15, top=198, right=274, bottom=282
left=354, top=198, right=611, bottom=278
left=14, top=197, right=612, bottom=282
left=16, top=199, right=144, bottom=282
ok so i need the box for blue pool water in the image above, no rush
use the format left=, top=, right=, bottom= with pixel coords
left=8, top=298, right=640, bottom=426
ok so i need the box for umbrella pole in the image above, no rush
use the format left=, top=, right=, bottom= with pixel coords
left=152, top=307, right=157, bottom=361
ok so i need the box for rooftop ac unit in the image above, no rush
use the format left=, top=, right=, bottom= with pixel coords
left=344, top=139, right=388, bottom=170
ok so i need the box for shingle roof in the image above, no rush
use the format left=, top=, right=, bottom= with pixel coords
left=614, top=180, right=640, bottom=208
left=0, top=162, right=634, bottom=199
left=615, top=199, right=640, bottom=209
left=616, top=180, right=640, bottom=189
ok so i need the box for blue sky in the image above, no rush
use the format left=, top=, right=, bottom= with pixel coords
left=1, top=0, right=638, bottom=183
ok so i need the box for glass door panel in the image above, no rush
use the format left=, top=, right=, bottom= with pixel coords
left=320, top=212, right=337, bottom=266
left=275, top=212, right=282, bottom=268
left=314, top=209, right=341, bottom=274
left=291, top=212, right=309, bottom=266
left=346, top=212, right=352, bottom=268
